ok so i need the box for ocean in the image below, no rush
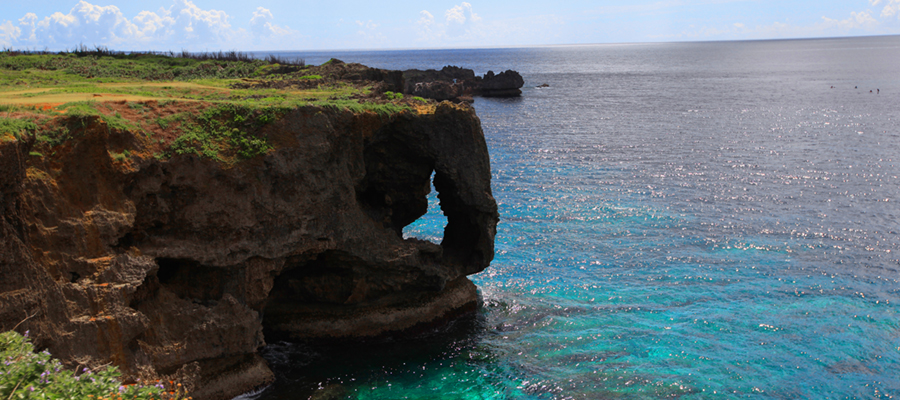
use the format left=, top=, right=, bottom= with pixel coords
left=245, top=36, right=900, bottom=399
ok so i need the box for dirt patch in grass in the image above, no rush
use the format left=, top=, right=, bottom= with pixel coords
left=0, top=93, right=166, bottom=105
left=0, top=81, right=227, bottom=106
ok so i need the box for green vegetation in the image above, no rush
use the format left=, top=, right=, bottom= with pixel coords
left=34, top=123, right=71, bottom=148
left=1, top=330, right=183, bottom=400
left=316, top=100, right=410, bottom=118
left=0, top=117, right=38, bottom=141
left=384, top=91, right=403, bottom=101
left=164, top=103, right=279, bottom=161
left=0, top=51, right=423, bottom=163
left=57, top=102, right=142, bottom=133
left=155, top=113, right=187, bottom=131
left=0, top=48, right=305, bottom=88
left=110, top=150, right=131, bottom=162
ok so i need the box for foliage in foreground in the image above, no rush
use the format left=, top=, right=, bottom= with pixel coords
left=0, top=330, right=190, bottom=400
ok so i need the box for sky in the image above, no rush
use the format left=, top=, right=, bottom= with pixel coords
left=1, top=0, right=899, bottom=51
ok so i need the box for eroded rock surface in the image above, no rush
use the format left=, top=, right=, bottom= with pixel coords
left=0, top=102, right=498, bottom=399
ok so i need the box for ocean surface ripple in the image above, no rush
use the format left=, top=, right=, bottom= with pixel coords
left=249, top=36, right=900, bottom=399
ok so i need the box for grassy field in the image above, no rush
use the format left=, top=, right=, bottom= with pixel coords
left=0, top=50, right=432, bottom=164
left=0, top=51, right=371, bottom=108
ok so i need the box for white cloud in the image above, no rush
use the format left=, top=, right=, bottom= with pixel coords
left=353, top=19, right=384, bottom=44
left=166, top=0, right=231, bottom=44
left=250, top=7, right=273, bottom=30
left=416, top=2, right=486, bottom=43
left=413, top=3, right=567, bottom=47
left=0, top=20, right=20, bottom=47
left=355, top=20, right=378, bottom=30
left=131, top=10, right=171, bottom=40
left=17, top=13, right=39, bottom=43
left=445, top=2, right=481, bottom=25
left=0, top=0, right=304, bottom=51
left=418, top=10, right=435, bottom=26
left=873, top=0, right=900, bottom=18
left=416, top=10, right=438, bottom=41
left=821, top=11, right=878, bottom=30
left=250, top=7, right=295, bottom=40
left=445, top=5, right=465, bottom=24
left=30, top=1, right=139, bottom=46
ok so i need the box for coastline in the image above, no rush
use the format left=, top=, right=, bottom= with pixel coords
left=0, top=52, right=515, bottom=399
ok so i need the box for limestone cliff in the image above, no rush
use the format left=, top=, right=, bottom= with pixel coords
left=0, top=102, right=498, bottom=399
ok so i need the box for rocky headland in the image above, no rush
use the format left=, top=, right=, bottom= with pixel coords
left=231, top=59, right=526, bottom=103
left=0, top=54, right=510, bottom=399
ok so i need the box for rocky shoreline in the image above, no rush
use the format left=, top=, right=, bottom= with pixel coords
left=0, top=60, right=514, bottom=399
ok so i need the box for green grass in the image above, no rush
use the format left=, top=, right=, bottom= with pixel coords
left=15, top=102, right=141, bottom=147
left=55, top=101, right=142, bottom=133
left=156, top=99, right=410, bottom=162
left=0, top=52, right=276, bottom=84
left=315, top=100, right=410, bottom=117
left=0, top=53, right=417, bottom=162
left=1, top=330, right=179, bottom=400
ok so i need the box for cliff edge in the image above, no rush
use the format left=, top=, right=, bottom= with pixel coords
left=0, top=101, right=498, bottom=399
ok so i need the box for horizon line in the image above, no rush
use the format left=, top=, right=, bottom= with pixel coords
left=5, top=33, right=898, bottom=56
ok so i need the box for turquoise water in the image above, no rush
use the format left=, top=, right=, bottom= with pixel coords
left=250, top=36, right=900, bottom=399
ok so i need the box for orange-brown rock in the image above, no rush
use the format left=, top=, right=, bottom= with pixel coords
left=0, top=102, right=498, bottom=399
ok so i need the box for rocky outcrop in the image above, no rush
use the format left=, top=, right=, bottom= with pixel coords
left=478, top=70, right=526, bottom=97
left=404, top=66, right=525, bottom=101
left=0, top=102, right=498, bottom=399
left=245, top=61, right=525, bottom=102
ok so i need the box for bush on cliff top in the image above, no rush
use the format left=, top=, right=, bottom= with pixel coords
left=1, top=330, right=189, bottom=400
left=0, top=117, right=38, bottom=141
left=164, top=103, right=278, bottom=162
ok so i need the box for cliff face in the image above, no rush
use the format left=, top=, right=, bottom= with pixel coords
left=0, top=103, right=498, bottom=399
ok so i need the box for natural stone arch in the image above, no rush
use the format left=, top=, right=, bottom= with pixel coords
left=356, top=103, right=499, bottom=274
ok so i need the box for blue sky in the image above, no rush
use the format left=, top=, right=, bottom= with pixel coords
left=1, top=0, right=899, bottom=51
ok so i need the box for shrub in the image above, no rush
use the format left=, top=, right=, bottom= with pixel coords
left=0, top=117, right=38, bottom=140
left=384, top=91, right=403, bottom=101
left=0, top=330, right=186, bottom=400
left=165, top=103, right=277, bottom=162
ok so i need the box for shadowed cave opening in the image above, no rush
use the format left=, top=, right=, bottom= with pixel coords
left=153, top=258, right=231, bottom=305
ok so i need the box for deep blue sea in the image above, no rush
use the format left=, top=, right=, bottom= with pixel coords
left=246, top=36, right=900, bottom=399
